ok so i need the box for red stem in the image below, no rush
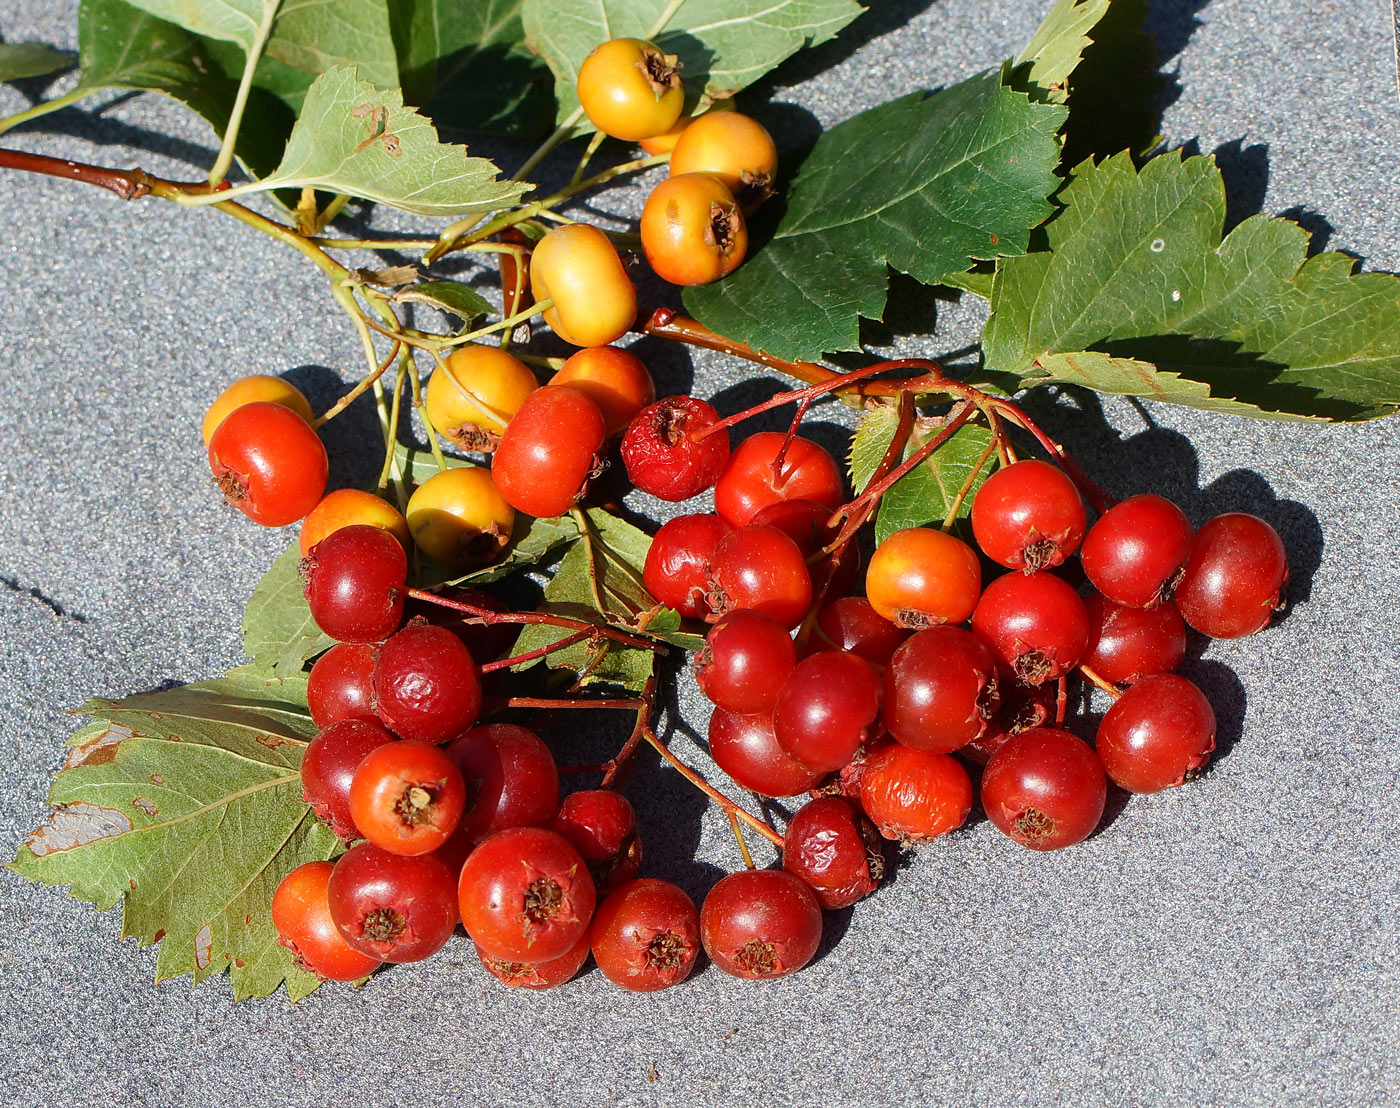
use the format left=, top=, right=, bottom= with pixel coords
left=690, top=359, right=939, bottom=442
left=478, top=629, right=593, bottom=672
left=404, top=587, right=664, bottom=653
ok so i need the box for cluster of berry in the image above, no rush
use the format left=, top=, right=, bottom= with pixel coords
left=193, top=36, right=1289, bottom=993
left=651, top=451, right=1287, bottom=853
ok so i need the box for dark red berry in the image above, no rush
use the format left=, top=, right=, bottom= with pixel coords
left=553, top=789, right=641, bottom=893
left=1083, top=594, right=1187, bottom=686
left=813, top=597, right=908, bottom=666
left=772, top=650, right=882, bottom=773
left=590, top=878, right=701, bottom=992
left=782, top=796, right=884, bottom=909
left=373, top=623, right=482, bottom=744
left=706, top=524, right=813, bottom=629
left=971, top=572, right=1090, bottom=685
left=301, top=718, right=397, bottom=840
left=1081, top=493, right=1194, bottom=607
left=700, top=870, right=823, bottom=980
left=621, top=395, right=731, bottom=501
left=444, top=723, right=560, bottom=848
left=302, top=524, right=407, bottom=643
left=981, top=728, right=1106, bottom=851
left=695, top=610, right=796, bottom=715
left=307, top=642, right=377, bottom=728
left=708, top=709, right=824, bottom=797
left=1174, top=513, right=1288, bottom=638
left=476, top=931, right=590, bottom=990
left=1096, top=673, right=1216, bottom=793
left=326, top=842, right=459, bottom=962
left=882, top=627, right=1000, bottom=754
left=643, top=513, right=732, bottom=618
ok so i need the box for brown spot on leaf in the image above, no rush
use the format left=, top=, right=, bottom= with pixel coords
left=64, top=725, right=134, bottom=768
left=132, top=797, right=159, bottom=817
left=234, top=958, right=246, bottom=969
left=149, top=773, right=165, bottom=785
left=244, top=914, right=253, bottom=926
left=129, top=879, right=137, bottom=891
left=25, top=802, right=133, bottom=855
left=153, top=929, right=165, bottom=942
left=256, top=733, right=297, bottom=749
left=195, top=925, right=213, bottom=970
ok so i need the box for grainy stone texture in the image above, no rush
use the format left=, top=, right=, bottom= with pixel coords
left=1, top=2, right=1397, bottom=1106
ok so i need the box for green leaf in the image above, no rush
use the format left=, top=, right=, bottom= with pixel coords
left=9, top=669, right=340, bottom=1001
left=74, top=0, right=284, bottom=177
left=230, top=65, right=529, bottom=217
left=242, top=543, right=334, bottom=678
left=1017, top=0, right=1110, bottom=97
left=984, top=151, right=1400, bottom=421
left=392, top=279, right=493, bottom=327
left=119, top=0, right=269, bottom=52
left=389, top=0, right=552, bottom=137
left=849, top=406, right=997, bottom=543
left=521, top=0, right=864, bottom=127
left=507, top=509, right=666, bottom=691
left=1022, top=351, right=1289, bottom=420
left=684, top=69, right=1066, bottom=362
left=0, top=41, right=77, bottom=81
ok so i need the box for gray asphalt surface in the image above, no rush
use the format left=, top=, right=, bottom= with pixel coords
left=2, top=1, right=1398, bottom=1105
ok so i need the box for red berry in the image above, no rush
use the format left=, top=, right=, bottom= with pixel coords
left=373, top=624, right=482, bottom=744
left=706, top=524, right=813, bottom=629
left=272, top=861, right=382, bottom=982
left=590, top=878, right=701, bottom=992
left=444, top=723, right=560, bottom=847
left=714, top=433, right=844, bottom=527
left=302, top=525, right=407, bottom=644
left=858, top=744, right=973, bottom=842
left=476, top=931, right=590, bottom=990
left=458, top=827, right=596, bottom=963
left=772, top=650, right=882, bottom=773
left=1174, top=513, right=1288, bottom=638
left=553, top=789, right=641, bottom=893
left=751, top=498, right=861, bottom=598
left=708, top=709, right=824, bottom=797
left=813, top=597, right=908, bottom=666
left=782, top=796, right=884, bottom=910
left=301, top=718, right=397, bottom=840
left=1083, top=594, right=1187, bottom=686
left=695, top=610, right=796, bottom=715
left=492, top=385, right=606, bottom=518
left=621, top=395, right=731, bottom=501
left=971, top=459, right=1086, bottom=571
left=348, top=740, right=466, bottom=856
left=882, top=627, right=1000, bottom=753
left=971, top=572, right=1090, bottom=685
left=307, top=643, right=378, bottom=728
left=981, top=728, right=1106, bottom=851
left=326, top=842, right=459, bottom=962
left=700, top=869, right=823, bottom=980
left=643, top=513, right=732, bottom=619
left=1096, top=673, right=1216, bottom=793
left=1081, top=493, right=1194, bottom=607
left=208, top=401, right=328, bottom=526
